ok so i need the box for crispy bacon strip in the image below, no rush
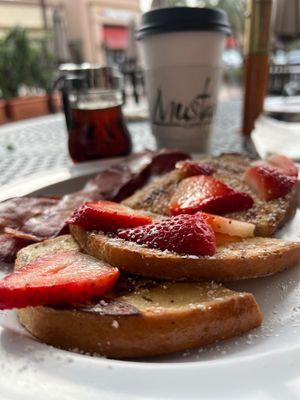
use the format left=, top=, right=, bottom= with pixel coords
left=0, top=234, right=33, bottom=263
left=0, top=197, right=58, bottom=230
left=6, top=192, right=94, bottom=242
left=0, top=197, right=59, bottom=263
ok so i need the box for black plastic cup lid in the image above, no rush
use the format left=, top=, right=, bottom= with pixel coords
left=137, top=7, right=231, bottom=39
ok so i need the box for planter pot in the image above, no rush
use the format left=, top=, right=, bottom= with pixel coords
left=48, top=91, right=62, bottom=113
left=6, top=95, right=49, bottom=121
left=0, top=100, right=7, bottom=124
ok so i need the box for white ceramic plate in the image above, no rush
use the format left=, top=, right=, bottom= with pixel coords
left=0, top=162, right=300, bottom=400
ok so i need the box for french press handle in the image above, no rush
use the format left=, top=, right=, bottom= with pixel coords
left=53, top=73, right=85, bottom=131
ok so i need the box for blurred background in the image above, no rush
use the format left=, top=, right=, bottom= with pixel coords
left=0, top=0, right=299, bottom=124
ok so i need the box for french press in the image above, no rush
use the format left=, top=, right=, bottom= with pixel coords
left=56, top=64, right=132, bottom=162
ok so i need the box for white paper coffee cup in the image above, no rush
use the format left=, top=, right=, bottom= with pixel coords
left=138, top=7, right=230, bottom=153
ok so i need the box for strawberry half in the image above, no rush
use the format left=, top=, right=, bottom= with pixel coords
left=244, top=165, right=297, bottom=201
left=117, top=214, right=216, bottom=256
left=266, top=154, right=298, bottom=177
left=176, top=160, right=215, bottom=177
left=68, top=200, right=152, bottom=232
left=0, top=250, right=119, bottom=309
left=169, top=176, right=253, bottom=216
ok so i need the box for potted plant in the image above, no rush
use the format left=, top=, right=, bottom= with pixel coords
left=0, top=27, right=53, bottom=121
left=0, top=39, right=9, bottom=124
left=31, top=36, right=62, bottom=114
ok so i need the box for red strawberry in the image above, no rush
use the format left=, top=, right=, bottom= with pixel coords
left=244, top=165, right=297, bottom=201
left=68, top=200, right=152, bottom=232
left=117, top=214, right=216, bottom=256
left=176, top=160, right=215, bottom=177
left=266, top=154, right=298, bottom=177
left=169, top=176, right=253, bottom=216
left=0, top=250, right=119, bottom=309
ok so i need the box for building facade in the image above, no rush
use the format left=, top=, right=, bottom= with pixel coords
left=0, top=0, right=141, bottom=65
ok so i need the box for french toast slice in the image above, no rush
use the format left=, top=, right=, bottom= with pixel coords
left=16, top=235, right=262, bottom=359
left=70, top=225, right=300, bottom=281
left=122, top=154, right=298, bottom=237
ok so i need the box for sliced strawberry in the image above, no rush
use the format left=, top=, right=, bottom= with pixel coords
left=117, top=214, right=216, bottom=256
left=176, top=160, right=215, bottom=177
left=68, top=200, right=152, bottom=232
left=200, top=212, right=255, bottom=238
left=215, top=233, right=242, bottom=247
left=266, top=154, right=298, bottom=177
left=169, top=176, right=253, bottom=216
left=0, top=250, right=119, bottom=309
left=244, top=165, right=297, bottom=201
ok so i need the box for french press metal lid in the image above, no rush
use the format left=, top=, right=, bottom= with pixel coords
left=58, top=63, right=123, bottom=91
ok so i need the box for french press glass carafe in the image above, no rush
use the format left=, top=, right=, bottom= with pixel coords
left=58, top=64, right=132, bottom=162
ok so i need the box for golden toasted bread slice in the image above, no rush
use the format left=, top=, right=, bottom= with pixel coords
left=70, top=225, right=300, bottom=281
left=16, top=235, right=262, bottom=359
left=123, top=154, right=298, bottom=237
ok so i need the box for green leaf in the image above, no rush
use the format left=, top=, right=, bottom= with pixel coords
left=0, top=27, right=55, bottom=99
